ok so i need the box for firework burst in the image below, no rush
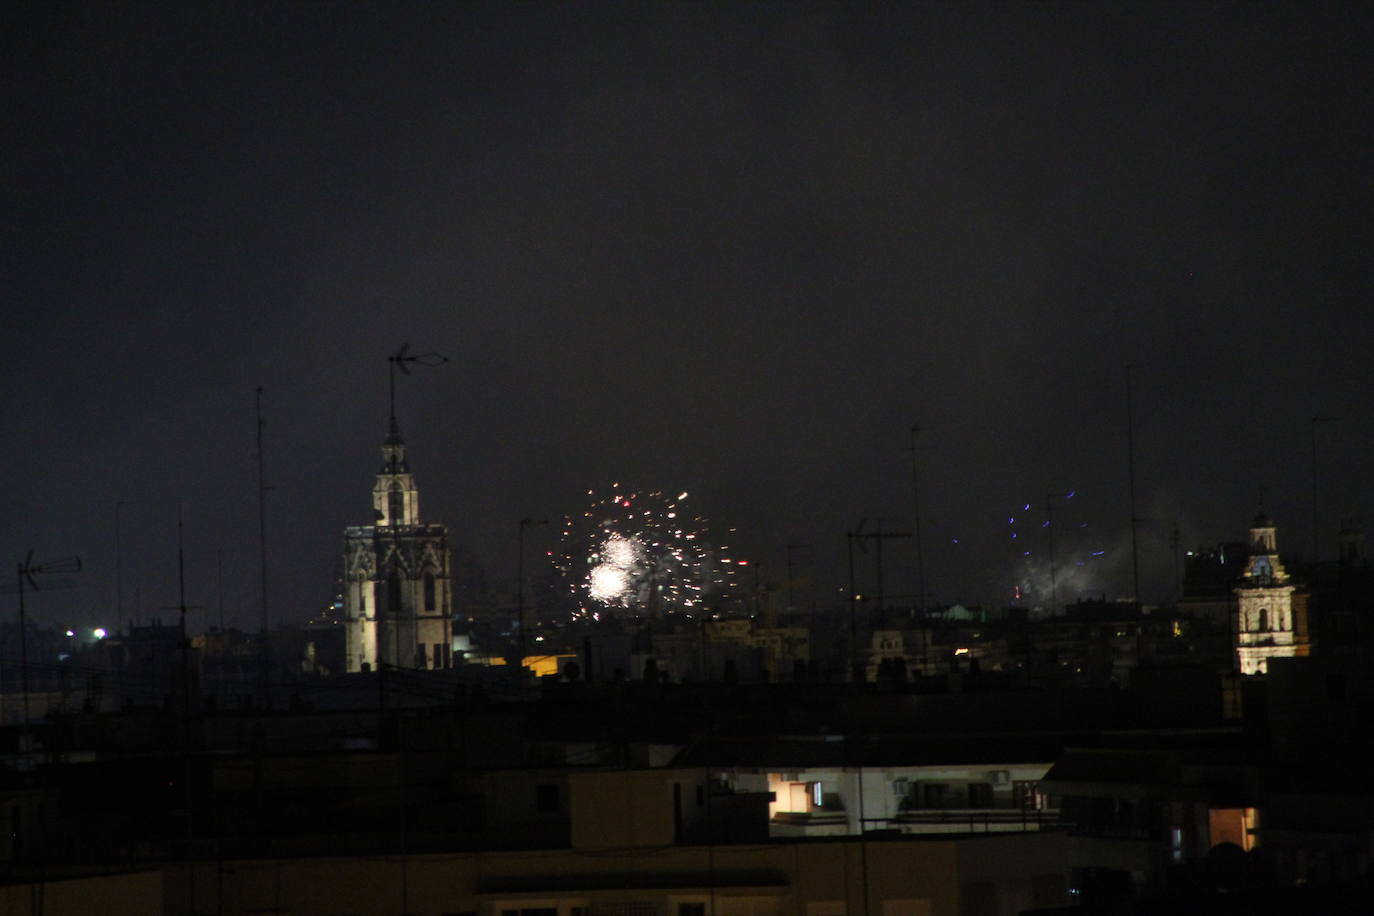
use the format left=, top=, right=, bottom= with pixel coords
left=556, top=484, right=740, bottom=618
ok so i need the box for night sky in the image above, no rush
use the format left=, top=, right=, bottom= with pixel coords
left=5, top=2, right=1372, bottom=633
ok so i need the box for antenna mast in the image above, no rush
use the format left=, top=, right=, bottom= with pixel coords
left=1125, top=365, right=1140, bottom=605
left=256, top=386, right=270, bottom=706
left=1046, top=493, right=1057, bottom=612
left=908, top=425, right=926, bottom=612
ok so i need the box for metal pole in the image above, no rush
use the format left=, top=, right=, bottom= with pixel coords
left=17, top=563, right=30, bottom=730
left=516, top=518, right=548, bottom=674
left=517, top=519, right=526, bottom=672
left=176, top=499, right=197, bottom=915
left=115, top=500, right=126, bottom=633
left=1312, top=417, right=1320, bottom=567
left=847, top=532, right=857, bottom=681
left=255, top=387, right=270, bottom=708
left=178, top=499, right=190, bottom=711
left=1046, top=494, right=1057, bottom=612
left=1125, top=365, right=1140, bottom=606
left=909, top=425, right=926, bottom=613
left=874, top=519, right=885, bottom=616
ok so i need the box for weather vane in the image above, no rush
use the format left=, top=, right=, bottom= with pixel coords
left=387, top=342, right=448, bottom=429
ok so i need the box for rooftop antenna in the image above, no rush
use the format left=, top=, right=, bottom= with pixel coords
left=1124, top=364, right=1141, bottom=606
left=162, top=500, right=203, bottom=715
left=163, top=499, right=202, bottom=916
left=517, top=517, right=550, bottom=673
left=907, top=424, right=926, bottom=613
left=14, top=551, right=81, bottom=730
left=255, top=386, right=271, bottom=707
left=847, top=520, right=865, bottom=681
left=1045, top=492, right=1057, bottom=612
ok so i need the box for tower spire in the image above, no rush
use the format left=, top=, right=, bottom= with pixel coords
left=386, top=342, right=448, bottom=440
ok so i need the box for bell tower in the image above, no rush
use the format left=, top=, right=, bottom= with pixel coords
left=1234, top=512, right=1309, bottom=674
left=375, top=418, right=420, bottom=527
left=343, top=420, right=454, bottom=673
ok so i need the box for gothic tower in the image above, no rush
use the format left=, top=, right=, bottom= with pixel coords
left=1234, top=512, right=1309, bottom=675
left=343, top=419, right=454, bottom=672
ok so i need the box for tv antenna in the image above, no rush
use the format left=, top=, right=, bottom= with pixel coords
left=14, top=551, right=82, bottom=729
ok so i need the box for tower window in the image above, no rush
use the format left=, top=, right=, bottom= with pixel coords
left=389, top=486, right=405, bottom=524
left=424, top=572, right=436, bottom=611
left=387, top=573, right=402, bottom=616
left=1258, top=608, right=1268, bottom=631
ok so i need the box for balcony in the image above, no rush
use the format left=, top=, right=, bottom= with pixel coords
left=888, top=807, right=1060, bottom=834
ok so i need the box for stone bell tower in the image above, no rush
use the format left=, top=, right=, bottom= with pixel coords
left=343, top=418, right=454, bottom=672
left=1234, top=512, right=1309, bottom=675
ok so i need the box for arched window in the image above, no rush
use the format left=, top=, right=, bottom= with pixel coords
left=424, top=572, right=436, bottom=612
left=1258, top=608, right=1268, bottom=632
left=389, top=485, right=405, bottom=525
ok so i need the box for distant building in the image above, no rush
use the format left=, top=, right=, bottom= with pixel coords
left=342, top=419, right=454, bottom=672
left=1235, top=513, right=1310, bottom=675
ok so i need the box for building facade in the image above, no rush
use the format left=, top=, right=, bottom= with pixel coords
left=343, top=421, right=454, bottom=672
left=1235, top=513, right=1309, bottom=675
